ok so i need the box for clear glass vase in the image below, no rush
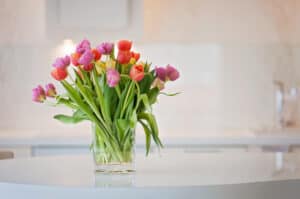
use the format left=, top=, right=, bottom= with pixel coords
left=91, top=123, right=135, bottom=173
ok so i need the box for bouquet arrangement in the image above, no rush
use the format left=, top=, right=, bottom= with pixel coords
left=32, top=39, right=179, bottom=172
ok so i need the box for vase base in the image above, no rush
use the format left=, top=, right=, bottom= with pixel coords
left=94, top=163, right=135, bottom=174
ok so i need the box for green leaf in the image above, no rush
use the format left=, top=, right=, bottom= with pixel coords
left=160, top=92, right=181, bottom=96
left=148, top=87, right=160, bottom=104
left=139, top=120, right=151, bottom=155
left=139, top=73, right=154, bottom=93
left=53, top=114, right=85, bottom=124
left=138, top=112, right=163, bottom=148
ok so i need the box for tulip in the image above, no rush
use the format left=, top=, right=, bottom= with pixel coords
left=32, top=85, right=46, bottom=103
left=117, top=40, right=132, bottom=51
left=106, top=68, right=120, bottom=87
left=152, top=78, right=165, bottom=90
left=78, top=50, right=93, bottom=66
left=155, top=66, right=167, bottom=81
left=71, top=52, right=81, bottom=66
left=117, top=50, right=131, bottom=64
left=166, top=65, right=180, bottom=81
left=52, top=55, right=70, bottom=70
left=91, top=49, right=101, bottom=61
left=95, top=61, right=106, bottom=74
left=76, top=39, right=91, bottom=54
left=82, top=63, right=94, bottom=71
left=105, top=59, right=116, bottom=69
left=131, top=51, right=140, bottom=62
left=97, top=42, right=114, bottom=55
left=130, top=64, right=144, bottom=82
left=45, top=83, right=56, bottom=97
left=51, top=68, right=68, bottom=81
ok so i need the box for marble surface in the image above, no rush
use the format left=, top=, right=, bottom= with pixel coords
left=0, top=151, right=300, bottom=187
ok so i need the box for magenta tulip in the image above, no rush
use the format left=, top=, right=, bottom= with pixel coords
left=106, top=69, right=120, bottom=87
left=52, top=55, right=70, bottom=70
left=32, top=85, right=46, bottom=103
left=76, top=39, right=91, bottom=54
left=78, top=50, right=93, bottom=66
left=166, top=65, right=180, bottom=81
left=97, top=42, right=114, bottom=55
left=155, top=66, right=167, bottom=81
left=45, top=83, right=56, bottom=97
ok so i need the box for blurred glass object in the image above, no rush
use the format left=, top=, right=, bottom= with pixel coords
left=274, top=81, right=300, bottom=128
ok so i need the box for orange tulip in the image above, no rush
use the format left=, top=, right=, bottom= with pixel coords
left=51, top=68, right=68, bottom=81
left=130, top=64, right=144, bottom=82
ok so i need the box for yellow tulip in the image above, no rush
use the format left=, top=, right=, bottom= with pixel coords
left=95, top=61, right=106, bottom=75
left=105, top=59, right=116, bottom=69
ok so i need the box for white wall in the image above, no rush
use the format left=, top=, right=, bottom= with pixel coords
left=0, top=0, right=299, bottom=138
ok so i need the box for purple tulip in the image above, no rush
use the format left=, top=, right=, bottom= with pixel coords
left=78, top=50, right=93, bottom=66
left=32, top=85, right=46, bottom=103
left=155, top=66, right=167, bottom=81
left=166, top=65, right=180, bottom=81
left=97, top=42, right=114, bottom=55
left=76, top=39, right=91, bottom=54
left=106, top=69, right=120, bottom=87
left=52, top=55, right=70, bottom=70
left=45, top=83, right=56, bottom=98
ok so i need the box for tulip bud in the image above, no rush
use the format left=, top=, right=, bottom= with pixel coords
left=91, top=49, right=101, bottom=61
left=131, top=51, right=140, bottom=62
left=117, top=51, right=131, bottom=64
left=32, top=85, right=46, bottom=103
left=45, top=83, right=57, bottom=97
left=97, top=42, right=114, bottom=55
left=152, top=78, right=165, bottom=90
left=105, top=59, right=116, bottom=69
left=117, top=40, right=132, bottom=51
left=106, top=69, right=120, bottom=87
left=155, top=66, right=167, bottom=81
left=51, top=68, right=68, bottom=81
left=130, top=64, right=144, bottom=82
left=71, top=52, right=81, bottom=66
left=166, top=65, right=180, bottom=81
left=52, top=55, right=70, bottom=70
left=95, top=61, right=106, bottom=75
left=82, top=63, right=94, bottom=72
left=78, top=50, right=93, bottom=66
left=76, top=39, right=91, bottom=54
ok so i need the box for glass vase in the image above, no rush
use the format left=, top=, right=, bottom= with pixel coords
left=91, top=123, right=135, bottom=173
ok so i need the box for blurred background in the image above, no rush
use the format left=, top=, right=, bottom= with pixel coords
left=1, top=0, right=300, bottom=157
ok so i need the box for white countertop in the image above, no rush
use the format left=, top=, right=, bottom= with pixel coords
left=1, top=151, right=300, bottom=198
left=0, top=151, right=300, bottom=187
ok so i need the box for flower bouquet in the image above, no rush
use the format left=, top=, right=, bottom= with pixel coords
left=32, top=39, right=180, bottom=172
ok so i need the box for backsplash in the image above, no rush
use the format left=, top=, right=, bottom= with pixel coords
left=0, top=0, right=300, bottom=137
left=0, top=43, right=299, bottom=137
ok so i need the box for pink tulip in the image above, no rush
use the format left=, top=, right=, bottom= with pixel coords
left=45, top=83, right=56, bottom=97
left=97, top=42, right=114, bottom=55
left=76, top=39, right=91, bottom=54
left=52, top=55, right=70, bottom=70
left=155, top=66, right=167, bottom=81
left=152, top=78, right=165, bottom=90
left=32, top=85, right=46, bottom=103
left=78, top=50, right=93, bottom=66
left=166, top=65, right=180, bottom=81
left=106, top=69, right=120, bottom=87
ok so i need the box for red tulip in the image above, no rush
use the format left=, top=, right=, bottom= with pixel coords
left=71, top=52, right=81, bottom=66
left=117, top=40, right=132, bottom=51
left=51, top=68, right=68, bottom=81
left=82, top=63, right=94, bottom=71
left=91, top=49, right=101, bottom=61
left=117, top=50, right=131, bottom=64
left=131, top=51, right=140, bottom=62
left=130, top=64, right=144, bottom=82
